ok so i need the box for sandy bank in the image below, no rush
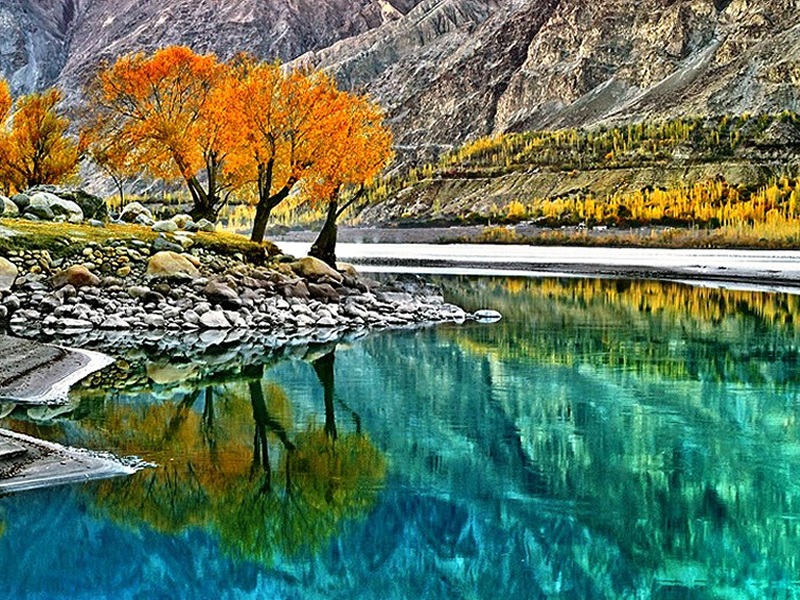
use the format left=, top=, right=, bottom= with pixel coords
left=276, top=242, right=800, bottom=293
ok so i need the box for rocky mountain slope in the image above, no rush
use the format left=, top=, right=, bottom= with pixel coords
left=0, top=0, right=423, bottom=94
left=301, top=0, right=800, bottom=158
left=1, top=0, right=799, bottom=161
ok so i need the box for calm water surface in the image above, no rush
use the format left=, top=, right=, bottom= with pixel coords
left=2, top=276, right=800, bottom=599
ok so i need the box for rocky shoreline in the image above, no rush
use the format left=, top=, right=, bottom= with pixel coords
left=0, top=226, right=483, bottom=351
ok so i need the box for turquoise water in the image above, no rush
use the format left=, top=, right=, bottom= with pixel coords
left=2, top=276, right=800, bottom=599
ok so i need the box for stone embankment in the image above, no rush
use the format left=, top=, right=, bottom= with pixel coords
left=0, top=223, right=472, bottom=345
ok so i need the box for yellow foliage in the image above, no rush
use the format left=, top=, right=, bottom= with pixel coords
left=0, top=86, right=79, bottom=191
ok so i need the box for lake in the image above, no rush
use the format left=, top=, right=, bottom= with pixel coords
left=1, top=275, right=800, bottom=599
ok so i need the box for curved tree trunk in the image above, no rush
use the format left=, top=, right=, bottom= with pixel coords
left=309, top=199, right=338, bottom=268
left=250, top=166, right=297, bottom=243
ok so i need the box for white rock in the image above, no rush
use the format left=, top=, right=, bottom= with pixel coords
left=56, top=318, right=94, bottom=330
left=29, top=192, right=84, bottom=223
left=119, top=201, right=154, bottom=223
left=152, top=219, right=179, bottom=233
left=99, top=316, right=130, bottom=330
left=316, top=316, right=337, bottom=327
left=0, top=195, right=19, bottom=218
left=143, top=314, right=166, bottom=328
left=472, top=309, right=503, bottom=323
left=0, top=257, right=18, bottom=291
left=182, top=309, right=200, bottom=324
left=199, top=310, right=230, bottom=329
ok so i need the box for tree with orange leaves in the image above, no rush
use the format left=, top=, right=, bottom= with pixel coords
left=82, top=111, right=137, bottom=205
left=0, top=84, right=80, bottom=191
left=0, top=79, right=12, bottom=194
left=225, top=59, right=353, bottom=243
left=86, top=46, right=239, bottom=220
left=0, top=79, right=11, bottom=125
left=225, top=59, right=393, bottom=245
left=307, top=91, right=393, bottom=266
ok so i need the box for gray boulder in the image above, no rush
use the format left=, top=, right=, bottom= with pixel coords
left=27, top=186, right=108, bottom=221
left=308, top=282, right=340, bottom=303
left=203, top=280, right=242, bottom=309
left=196, top=219, right=216, bottom=232
left=0, top=196, right=19, bottom=218
left=10, top=194, right=29, bottom=211
left=152, top=219, right=179, bottom=233
left=119, top=201, right=154, bottom=223
left=152, top=236, right=184, bottom=253
left=27, top=192, right=84, bottom=223
left=281, top=279, right=310, bottom=299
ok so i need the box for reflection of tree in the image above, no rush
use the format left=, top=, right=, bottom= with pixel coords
left=313, top=350, right=338, bottom=441
left=88, top=348, right=386, bottom=566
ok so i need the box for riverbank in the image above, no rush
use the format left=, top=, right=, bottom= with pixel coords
left=0, top=428, right=142, bottom=494
left=272, top=223, right=800, bottom=250
left=0, top=219, right=475, bottom=349
left=276, top=240, right=800, bottom=294
left=0, top=336, right=113, bottom=404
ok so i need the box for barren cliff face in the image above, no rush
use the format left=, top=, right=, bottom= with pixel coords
left=304, top=0, right=800, bottom=157
left=1, top=0, right=798, bottom=158
left=0, top=0, right=87, bottom=93
left=0, top=0, right=424, bottom=94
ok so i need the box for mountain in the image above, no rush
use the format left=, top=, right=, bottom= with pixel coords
left=300, top=0, right=800, bottom=159
left=1, top=0, right=799, bottom=161
left=0, top=0, right=423, bottom=94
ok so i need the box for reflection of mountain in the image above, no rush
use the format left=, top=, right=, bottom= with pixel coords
left=3, top=277, right=800, bottom=596
left=444, top=276, right=800, bottom=386
left=309, top=278, right=800, bottom=593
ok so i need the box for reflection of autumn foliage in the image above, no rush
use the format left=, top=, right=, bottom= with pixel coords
left=448, top=277, right=800, bottom=383
left=91, top=388, right=255, bottom=533
left=290, top=430, right=386, bottom=517
left=88, top=367, right=386, bottom=565
left=217, top=429, right=386, bottom=564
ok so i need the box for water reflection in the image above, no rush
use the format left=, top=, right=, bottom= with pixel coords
left=2, top=277, right=800, bottom=597
left=4, top=344, right=386, bottom=568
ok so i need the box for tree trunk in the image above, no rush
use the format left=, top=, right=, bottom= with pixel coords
left=250, top=196, right=274, bottom=244
left=309, top=199, right=338, bottom=268
left=250, top=174, right=297, bottom=243
left=312, top=350, right=337, bottom=442
left=186, top=154, right=224, bottom=222
left=187, top=176, right=210, bottom=221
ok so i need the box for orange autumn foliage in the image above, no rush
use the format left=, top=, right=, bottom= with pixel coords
left=0, top=84, right=80, bottom=192
left=0, top=79, right=11, bottom=124
left=84, top=46, right=393, bottom=237
left=87, top=46, right=236, bottom=220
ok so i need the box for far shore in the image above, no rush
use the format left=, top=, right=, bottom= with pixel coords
left=275, top=237, right=800, bottom=294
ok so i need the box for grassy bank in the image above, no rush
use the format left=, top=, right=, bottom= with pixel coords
left=0, top=219, right=278, bottom=263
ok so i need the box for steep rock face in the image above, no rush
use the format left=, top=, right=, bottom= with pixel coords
left=303, top=0, right=800, bottom=158
left=1, top=0, right=425, bottom=94
left=60, top=0, right=425, bottom=88
left=0, top=0, right=86, bottom=93
left=5, top=0, right=800, bottom=162
left=495, top=0, right=800, bottom=130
